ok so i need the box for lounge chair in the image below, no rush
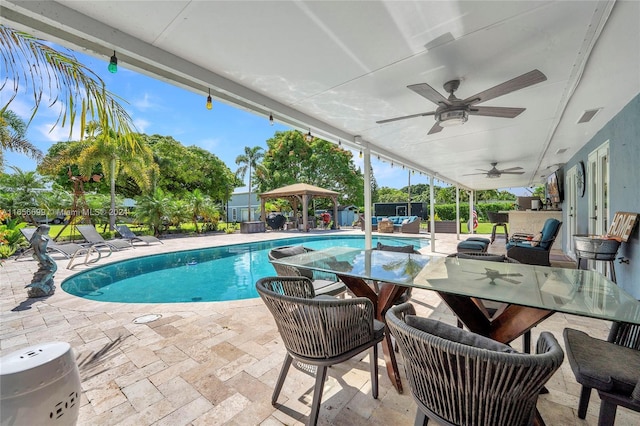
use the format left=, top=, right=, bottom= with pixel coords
left=16, top=228, right=110, bottom=269
left=116, top=225, right=163, bottom=245
left=76, top=224, right=133, bottom=251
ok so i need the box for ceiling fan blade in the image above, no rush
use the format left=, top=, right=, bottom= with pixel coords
left=408, top=83, right=451, bottom=106
left=462, top=172, right=489, bottom=176
left=463, top=69, right=547, bottom=105
left=499, top=166, right=523, bottom=172
left=427, top=121, right=444, bottom=135
left=500, top=171, right=525, bottom=175
left=376, top=111, right=435, bottom=124
left=468, top=106, right=526, bottom=118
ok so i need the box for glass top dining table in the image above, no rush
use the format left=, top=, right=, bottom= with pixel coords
left=271, top=247, right=640, bottom=394
left=273, top=247, right=640, bottom=325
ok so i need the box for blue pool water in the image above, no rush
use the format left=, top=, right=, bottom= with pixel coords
left=62, top=235, right=429, bottom=303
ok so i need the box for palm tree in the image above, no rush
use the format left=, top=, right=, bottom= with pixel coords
left=188, top=189, right=207, bottom=233
left=235, top=146, right=264, bottom=222
left=135, top=188, right=172, bottom=236
left=39, top=126, right=157, bottom=230
left=1, top=25, right=138, bottom=148
left=0, top=110, right=42, bottom=168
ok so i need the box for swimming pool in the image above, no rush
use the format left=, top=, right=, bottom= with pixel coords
left=62, top=235, right=429, bottom=303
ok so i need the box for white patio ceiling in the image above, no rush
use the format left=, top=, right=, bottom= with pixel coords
left=2, top=0, right=639, bottom=190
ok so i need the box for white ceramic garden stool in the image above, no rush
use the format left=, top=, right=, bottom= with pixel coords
left=1, top=342, right=81, bottom=426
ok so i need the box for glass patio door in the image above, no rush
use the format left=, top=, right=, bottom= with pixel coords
left=565, top=165, right=578, bottom=257
left=587, top=141, right=610, bottom=274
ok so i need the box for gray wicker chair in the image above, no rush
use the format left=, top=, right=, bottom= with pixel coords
left=268, top=246, right=348, bottom=297
left=564, top=322, right=640, bottom=425
left=386, top=303, right=564, bottom=426
left=256, top=276, right=385, bottom=426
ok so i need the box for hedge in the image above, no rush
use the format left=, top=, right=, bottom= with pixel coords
left=428, top=202, right=515, bottom=222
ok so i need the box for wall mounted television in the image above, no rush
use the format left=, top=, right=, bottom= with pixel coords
left=546, top=171, right=563, bottom=203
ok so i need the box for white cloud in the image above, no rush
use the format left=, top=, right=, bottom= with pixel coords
left=132, top=93, right=159, bottom=111
left=196, top=137, right=221, bottom=152
left=36, top=121, right=81, bottom=143
left=133, top=118, right=150, bottom=133
left=2, top=97, right=34, bottom=120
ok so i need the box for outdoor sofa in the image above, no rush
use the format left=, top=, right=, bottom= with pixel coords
left=360, top=215, right=421, bottom=234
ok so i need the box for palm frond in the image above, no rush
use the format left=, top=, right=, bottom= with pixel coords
left=0, top=26, right=139, bottom=149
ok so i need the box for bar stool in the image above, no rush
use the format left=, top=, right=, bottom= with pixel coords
left=488, top=212, right=509, bottom=244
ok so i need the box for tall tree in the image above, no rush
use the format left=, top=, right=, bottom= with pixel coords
left=1, top=25, right=138, bottom=148
left=143, top=134, right=236, bottom=200
left=235, top=146, right=264, bottom=221
left=0, top=110, right=42, bottom=168
left=38, top=128, right=156, bottom=230
left=0, top=166, right=45, bottom=220
left=258, top=130, right=364, bottom=207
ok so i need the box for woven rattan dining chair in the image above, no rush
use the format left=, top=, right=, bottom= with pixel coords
left=386, top=303, right=564, bottom=426
left=268, top=246, right=348, bottom=297
left=256, top=276, right=385, bottom=426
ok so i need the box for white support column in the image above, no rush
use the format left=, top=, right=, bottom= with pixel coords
left=456, top=186, right=460, bottom=240
left=430, top=174, right=435, bottom=252
left=469, top=190, right=474, bottom=235
left=363, top=145, right=372, bottom=249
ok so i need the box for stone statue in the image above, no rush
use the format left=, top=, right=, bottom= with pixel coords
left=26, top=224, right=57, bottom=297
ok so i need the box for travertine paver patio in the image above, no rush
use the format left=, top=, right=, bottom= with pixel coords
left=1, top=229, right=639, bottom=425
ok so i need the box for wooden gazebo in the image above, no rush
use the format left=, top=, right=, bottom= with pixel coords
left=259, top=183, right=339, bottom=231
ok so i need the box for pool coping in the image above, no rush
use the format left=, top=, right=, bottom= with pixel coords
left=11, top=229, right=433, bottom=314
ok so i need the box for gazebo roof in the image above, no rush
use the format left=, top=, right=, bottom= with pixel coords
left=260, top=183, right=338, bottom=199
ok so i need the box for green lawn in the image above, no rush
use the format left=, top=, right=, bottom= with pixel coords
left=26, top=222, right=238, bottom=242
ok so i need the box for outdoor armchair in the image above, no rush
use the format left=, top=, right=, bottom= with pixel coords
left=506, top=218, right=562, bottom=266
left=386, top=302, right=564, bottom=426
left=256, top=276, right=385, bottom=426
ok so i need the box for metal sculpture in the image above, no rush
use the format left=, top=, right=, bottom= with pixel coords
left=26, top=225, right=57, bottom=297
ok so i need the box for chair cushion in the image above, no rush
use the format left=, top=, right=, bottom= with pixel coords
left=270, top=245, right=306, bottom=258
left=466, top=237, right=491, bottom=246
left=505, top=241, right=546, bottom=251
left=539, top=219, right=560, bottom=249
left=457, top=240, right=487, bottom=253
left=376, top=242, right=416, bottom=253
left=564, top=328, right=640, bottom=395
left=405, top=316, right=517, bottom=353
left=311, top=279, right=347, bottom=297
left=373, top=319, right=386, bottom=339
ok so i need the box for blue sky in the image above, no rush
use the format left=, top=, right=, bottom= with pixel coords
left=3, top=44, right=524, bottom=194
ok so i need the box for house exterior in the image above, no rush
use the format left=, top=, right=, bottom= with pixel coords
left=559, top=94, right=640, bottom=298
left=226, top=192, right=261, bottom=223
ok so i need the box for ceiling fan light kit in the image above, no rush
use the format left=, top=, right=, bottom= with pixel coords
left=437, top=109, right=468, bottom=127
